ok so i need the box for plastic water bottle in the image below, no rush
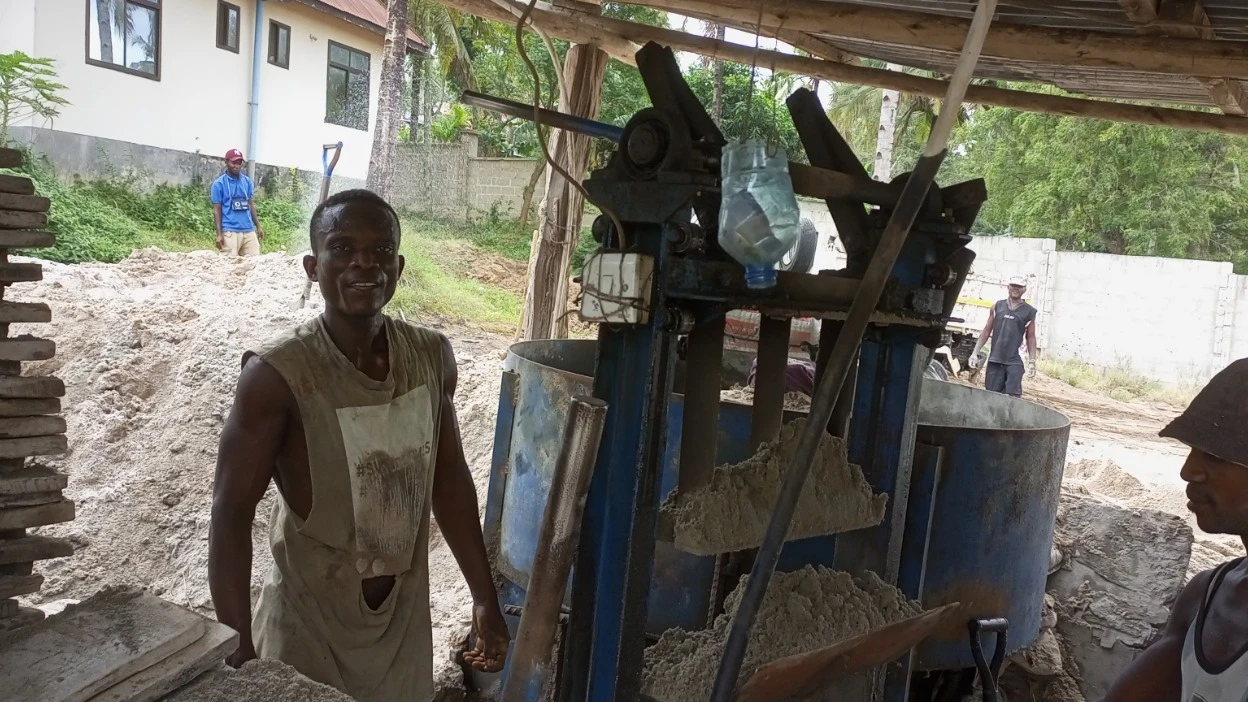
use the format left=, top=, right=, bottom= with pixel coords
left=717, top=140, right=802, bottom=290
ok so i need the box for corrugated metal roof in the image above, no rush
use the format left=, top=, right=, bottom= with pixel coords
left=809, top=0, right=1248, bottom=112
left=298, top=0, right=428, bottom=51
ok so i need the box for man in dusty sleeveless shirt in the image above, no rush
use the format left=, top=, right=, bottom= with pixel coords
left=1105, top=358, right=1248, bottom=702
left=208, top=189, right=509, bottom=700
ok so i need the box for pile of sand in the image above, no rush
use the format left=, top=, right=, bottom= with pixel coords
left=720, top=386, right=812, bottom=412
left=662, top=419, right=886, bottom=555
left=642, top=565, right=921, bottom=701
left=10, top=249, right=508, bottom=695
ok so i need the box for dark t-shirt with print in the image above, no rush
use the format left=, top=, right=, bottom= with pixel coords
left=988, top=299, right=1037, bottom=366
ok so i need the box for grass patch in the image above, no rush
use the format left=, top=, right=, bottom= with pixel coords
left=1039, top=357, right=1197, bottom=406
left=388, top=235, right=522, bottom=331
left=399, top=209, right=598, bottom=269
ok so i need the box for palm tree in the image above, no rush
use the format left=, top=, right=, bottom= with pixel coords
left=827, top=59, right=971, bottom=178
left=408, top=0, right=475, bottom=144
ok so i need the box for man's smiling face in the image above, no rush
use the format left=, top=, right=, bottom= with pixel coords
left=304, top=201, right=404, bottom=318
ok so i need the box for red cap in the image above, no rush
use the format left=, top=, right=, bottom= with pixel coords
left=225, top=149, right=245, bottom=162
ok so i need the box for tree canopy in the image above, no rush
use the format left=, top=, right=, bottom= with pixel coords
left=432, top=12, right=1248, bottom=273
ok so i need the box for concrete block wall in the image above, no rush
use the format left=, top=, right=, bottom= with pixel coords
left=467, top=158, right=546, bottom=217
left=390, top=142, right=471, bottom=217
left=1232, top=276, right=1248, bottom=364
left=1048, top=253, right=1232, bottom=385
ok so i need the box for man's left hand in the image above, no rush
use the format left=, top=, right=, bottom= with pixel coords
left=463, top=601, right=509, bottom=673
left=1027, top=364, right=1037, bottom=379
left=256, top=228, right=265, bottom=242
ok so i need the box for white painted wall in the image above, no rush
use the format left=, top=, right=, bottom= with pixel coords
left=1231, top=276, right=1248, bottom=365
left=2, top=0, right=383, bottom=179
left=0, top=0, right=37, bottom=57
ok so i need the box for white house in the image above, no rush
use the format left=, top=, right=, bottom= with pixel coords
left=0, top=0, right=426, bottom=181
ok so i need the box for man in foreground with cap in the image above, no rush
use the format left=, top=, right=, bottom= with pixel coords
left=1104, top=358, right=1248, bottom=701
left=210, top=148, right=264, bottom=256
left=968, top=275, right=1037, bottom=396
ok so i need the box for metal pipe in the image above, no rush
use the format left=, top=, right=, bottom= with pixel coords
left=461, top=90, right=625, bottom=143
left=709, top=1, right=1000, bottom=698
left=247, top=0, right=265, bottom=180
left=501, top=396, right=608, bottom=702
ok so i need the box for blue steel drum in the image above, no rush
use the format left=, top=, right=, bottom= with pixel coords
left=910, top=379, right=1069, bottom=670
left=482, top=339, right=1069, bottom=670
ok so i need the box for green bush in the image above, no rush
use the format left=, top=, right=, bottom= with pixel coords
left=5, top=153, right=306, bottom=262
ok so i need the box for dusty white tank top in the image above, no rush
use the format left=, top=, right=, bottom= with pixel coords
left=1182, top=557, right=1248, bottom=702
left=247, top=315, right=446, bottom=702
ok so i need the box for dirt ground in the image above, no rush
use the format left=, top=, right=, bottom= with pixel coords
left=8, top=247, right=1237, bottom=698
left=1011, top=373, right=1242, bottom=577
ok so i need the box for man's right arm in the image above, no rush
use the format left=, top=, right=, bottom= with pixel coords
left=970, top=306, right=995, bottom=367
left=208, top=356, right=289, bottom=666
left=1102, top=567, right=1213, bottom=702
left=210, top=181, right=225, bottom=250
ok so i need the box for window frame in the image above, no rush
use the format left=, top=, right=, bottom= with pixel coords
left=84, top=0, right=163, bottom=81
left=325, top=40, right=371, bottom=131
left=216, top=0, right=241, bottom=54
left=268, top=20, right=291, bottom=69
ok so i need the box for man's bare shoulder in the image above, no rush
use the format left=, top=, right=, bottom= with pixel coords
left=235, top=354, right=295, bottom=413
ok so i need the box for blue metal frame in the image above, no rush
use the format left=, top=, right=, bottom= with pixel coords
left=561, top=223, right=677, bottom=701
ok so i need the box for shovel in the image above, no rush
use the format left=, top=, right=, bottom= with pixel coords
left=733, top=603, right=963, bottom=702
left=290, top=141, right=343, bottom=311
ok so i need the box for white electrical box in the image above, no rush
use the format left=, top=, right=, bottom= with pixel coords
left=579, top=252, right=655, bottom=325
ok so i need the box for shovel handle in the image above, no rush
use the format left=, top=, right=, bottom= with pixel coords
left=322, top=142, right=344, bottom=178
left=968, top=618, right=1008, bottom=702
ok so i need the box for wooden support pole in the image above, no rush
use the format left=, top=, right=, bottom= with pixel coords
left=520, top=42, right=610, bottom=341
left=442, top=0, right=1248, bottom=137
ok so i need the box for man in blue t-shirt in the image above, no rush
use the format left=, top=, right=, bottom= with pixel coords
left=969, top=275, right=1038, bottom=396
left=210, top=149, right=264, bottom=256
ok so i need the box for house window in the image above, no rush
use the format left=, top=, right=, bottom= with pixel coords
left=326, top=41, right=370, bottom=131
left=268, top=20, right=290, bottom=69
left=217, top=1, right=241, bottom=53
left=86, top=0, right=161, bottom=80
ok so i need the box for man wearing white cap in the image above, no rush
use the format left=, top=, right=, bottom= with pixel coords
left=969, top=275, right=1037, bottom=396
left=1105, top=358, right=1248, bottom=701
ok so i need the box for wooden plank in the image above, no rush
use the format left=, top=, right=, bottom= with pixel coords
left=0, top=416, right=66, bottom=439
left=0, top=376, right=64, bottom=399
left=463, top=1, right=1248, bottom=137
left=0, top=210, right=47, bottom=231
left=0, top=263, right=43, bottom=284
left=0, top=338, right=55, bottom=362
left=0, top=535, right=74, bottom=565
left=0, top=500, right=74, bottom=530
left=87, top=623, right=239, bottom=702
left=0, top=491, right=62, bottom=508
left=0, top=434, right=67, bottom=458
left=0, top=574, right=42, bottom=599
left=0, top=589, right=206, bottom=702
left=0, top=301, right=50, bottom=325
left=0, top=231, right=55, bottom=249
left=619, top=0, right=1248, bottom=79
left=0, top=176, right=35, bottom=197
left=0, top=150, right=20, bottom=170
left=0, top=607, right=44, bottom=632
left=0, top=398, right=60, bottom=417
left=0, top=194, right=50, bottom=214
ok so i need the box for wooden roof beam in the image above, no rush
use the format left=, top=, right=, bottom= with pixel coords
left=1118, top=0, right=1248, bottom=115
left=615, top=0, right=1248, bottom=80
left=438, top=0, right=1248, bottom=137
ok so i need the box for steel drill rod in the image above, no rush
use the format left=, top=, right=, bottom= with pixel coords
left=461, top=90, right=626, bottom=142
left=709, top=1, right=1000, bottom=698
left=500, top=396, right=608, bottom=702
